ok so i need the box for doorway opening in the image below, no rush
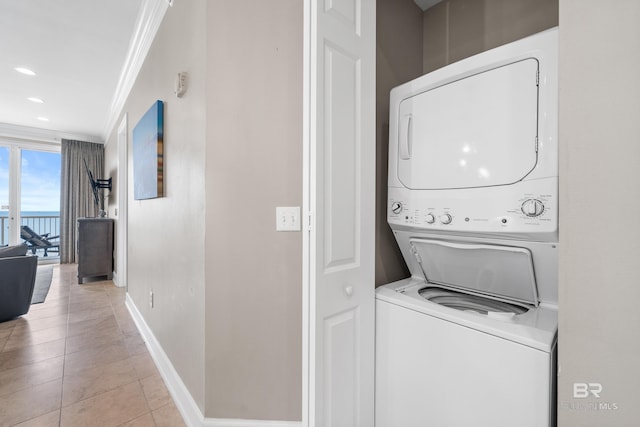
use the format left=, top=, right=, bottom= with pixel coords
left=0, top=142, right=61, bottom=263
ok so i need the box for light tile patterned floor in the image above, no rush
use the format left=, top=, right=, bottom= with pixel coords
left=0, top=264, right=186, bottom=427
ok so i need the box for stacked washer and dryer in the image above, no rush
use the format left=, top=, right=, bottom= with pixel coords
left=375, top=28, right=558, bottom=427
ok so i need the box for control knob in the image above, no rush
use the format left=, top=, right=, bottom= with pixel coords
left=439, top=213, right=452, bottom=224
left=425, top=213, right=435, bottom=224
left=521, top=199, right=545, bottom=217
left=391, top=201, right=403, bottom=215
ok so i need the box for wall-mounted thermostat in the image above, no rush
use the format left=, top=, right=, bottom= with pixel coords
left=174, top=72, right=187, bottom=98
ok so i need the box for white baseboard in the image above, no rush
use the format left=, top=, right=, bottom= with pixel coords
left=125, top=295, right=204, bottom=426
left=111, top=271, right=125, bottom=288
left=125, top=295, right=302, bottom=427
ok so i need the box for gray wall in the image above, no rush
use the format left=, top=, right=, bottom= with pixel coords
left=204, top=0, right=302, bottom=420
left=105, top=0, right=302, bottom=421
left=106, top=0, right=208, bottom=411
left=558, top=1, right=640, bottom=425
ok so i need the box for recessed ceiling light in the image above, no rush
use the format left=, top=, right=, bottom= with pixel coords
left=37, top=117, right=49, bottom=122
left=27, top=97, right=44, bottom=104
left=15, top=67, right=36, bottom=76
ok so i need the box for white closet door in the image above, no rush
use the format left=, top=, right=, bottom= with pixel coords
left=305, top=0, right=376, bottom=426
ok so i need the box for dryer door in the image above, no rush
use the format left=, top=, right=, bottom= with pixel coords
left=397, top=58, right=539, bottom=190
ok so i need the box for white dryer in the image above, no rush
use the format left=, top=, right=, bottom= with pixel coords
left=376, top=28, right=558, bottom=427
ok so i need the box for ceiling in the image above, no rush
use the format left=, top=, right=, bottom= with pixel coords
left=0, top=0, right=438, bottom=143
left=0, top=0, right=142, bottom=142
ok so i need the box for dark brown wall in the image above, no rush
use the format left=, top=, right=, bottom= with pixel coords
left=375, top=0, right=424, bottom=286
left=424, top=0, right=559, bottom=72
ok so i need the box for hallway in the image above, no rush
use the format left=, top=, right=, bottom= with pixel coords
left=0, top=264, right=185, bottom=426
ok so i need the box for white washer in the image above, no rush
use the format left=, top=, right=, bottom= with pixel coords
left=376, top=286, right=557, bottom=427
left=375, top=233, right=558, bottom=427
left=376, top=28, right=558, bottom=427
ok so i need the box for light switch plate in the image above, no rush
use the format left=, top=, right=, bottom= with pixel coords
left=276, top=206, right=301, bottom=231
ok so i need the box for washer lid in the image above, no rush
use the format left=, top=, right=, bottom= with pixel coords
left=409, top=238, right=539, bottom=306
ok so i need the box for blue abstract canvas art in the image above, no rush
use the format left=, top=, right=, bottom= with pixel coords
left=133, top=100, right=164, bottom=200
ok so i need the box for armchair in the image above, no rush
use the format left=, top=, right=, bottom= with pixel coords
left=0, top=252, right=38, bottom=322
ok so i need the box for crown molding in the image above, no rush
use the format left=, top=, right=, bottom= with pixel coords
left=0, top=122, right=102, bottom=145
left=101, top=0, right=170, bottom=141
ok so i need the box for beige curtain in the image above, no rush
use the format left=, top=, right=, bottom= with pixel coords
left=60, top=139, right=104, bottom=263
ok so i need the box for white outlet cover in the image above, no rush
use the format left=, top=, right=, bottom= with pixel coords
left=276, top=206, right=301, bottom=231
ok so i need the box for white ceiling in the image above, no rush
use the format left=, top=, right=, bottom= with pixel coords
left=0, top=0, right=439, bottom=143
left=0, top=0, right=142, bottom=142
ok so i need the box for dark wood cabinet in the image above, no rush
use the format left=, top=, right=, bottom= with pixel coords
left=77, top=218, right=114, bottom=284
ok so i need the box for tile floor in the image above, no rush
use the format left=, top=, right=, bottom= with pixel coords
left=0, top=264, right=186, bottom=427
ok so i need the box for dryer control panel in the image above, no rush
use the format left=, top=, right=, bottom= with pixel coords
left=387, top=177, right=557, bottom=241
